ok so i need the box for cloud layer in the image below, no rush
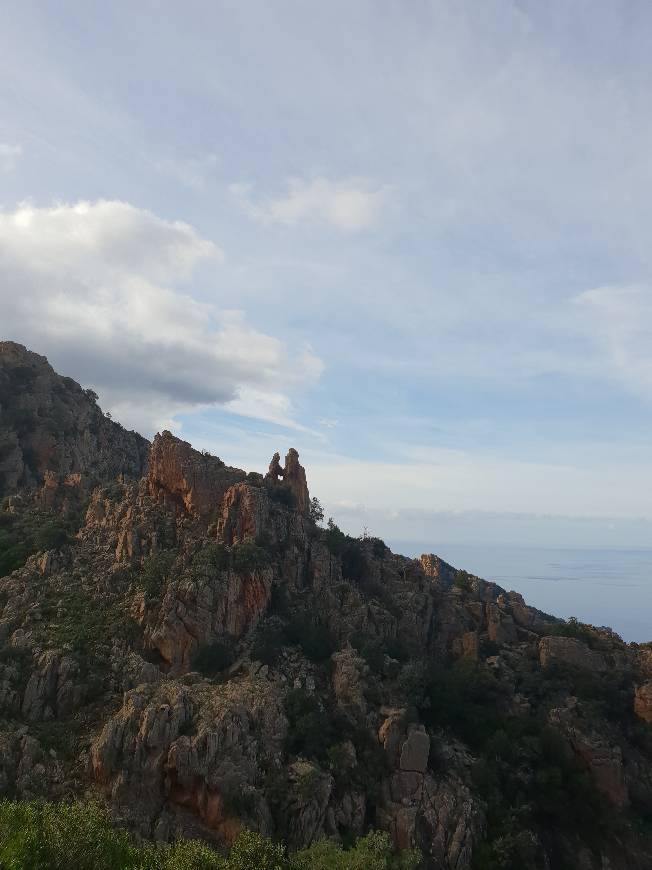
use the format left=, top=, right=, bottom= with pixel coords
left=0, top=200, right=323, bottom=433
left=0, top=143, right=22, bottom=172
left=232, top=177, right=387, bottom=232
left=577, top=286, right=652, bottom=397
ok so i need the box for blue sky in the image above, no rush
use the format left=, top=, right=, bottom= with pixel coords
left=3, top=1, right=652, bottom=548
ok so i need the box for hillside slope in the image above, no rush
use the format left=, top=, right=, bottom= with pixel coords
left=1, top=342, right=651, bottom=869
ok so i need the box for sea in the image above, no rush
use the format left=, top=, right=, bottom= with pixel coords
left=389, top=542, right=652, bottom=644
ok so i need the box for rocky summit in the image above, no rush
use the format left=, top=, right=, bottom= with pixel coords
left=1, top=341, right=652, bottom=869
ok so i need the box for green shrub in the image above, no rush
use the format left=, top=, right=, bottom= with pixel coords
left=191, top=543, right=230, bottom=575
left=0, top=800, right=143, bottom=870
left=309, top=497, right=324, bottom=524
left=232, top=538, right=271, bottom=572
left=0, top=799, right=419, bottom=870
left=325, top=518, right=347, bottom=555
left=324, top=521, right=367, bottom=582
left=549, top=616, right=601, bottom=649
left=252, top=619, right=286, bottom=666
left=191, top=638, right=237, bottom=676
left=419, top=659, right=505, bottom=749
left=369, top=537, right=388, bottom=560
left=265, top=483, right=296, bottom=509
left=453, top=570, right=474, bottom=592
left=294, top=831, right=420, bottom=870
left=0, top=509, right=78, bottom=576
left=284, top=615, right=334, bottom=663
left=140, top=550, right=176, bottom=598
left=341, top=539, right=365, bottom=582
left=284, top=689, right=334, bottom=761
left=228, top=829, right=287, bottom=870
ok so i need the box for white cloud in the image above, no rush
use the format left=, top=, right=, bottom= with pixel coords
left=0, top=200, right=323, bottom=433
left=0, top=143, right=22, bottom=172
left=576, top=286, right=652, bottom=396
left=231, top=177, right=388, bottom=232
left=154, top=153, right=220, bottom=190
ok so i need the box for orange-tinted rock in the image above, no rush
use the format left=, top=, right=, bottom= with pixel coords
left=634, top=682, right=652, bottom=722
left=217, top=483, right=271, bottom=545
left=147, top=431, right=245, bottom=519
left=420, top=553, right=455, bottom=587
left=283, top=448, right=309, bottom=514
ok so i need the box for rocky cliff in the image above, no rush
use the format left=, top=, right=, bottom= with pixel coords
left=1, top=344, right=652, bottom=869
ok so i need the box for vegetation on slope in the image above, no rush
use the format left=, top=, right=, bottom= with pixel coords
left=0, top=799, right=420, bottom=870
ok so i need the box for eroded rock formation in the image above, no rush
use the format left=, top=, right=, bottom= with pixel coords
left=0, top=344, right=651, bottom=870
left=147, top=431, right=245, bottom=520
left=264, top=448, right=310, bottom=514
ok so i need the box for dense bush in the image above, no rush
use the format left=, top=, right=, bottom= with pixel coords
left=39, top=584, right=139, bottom=656
left=0, top=799, right=418, bottom=869
left=265, top=482, right=296, bottom=509
left=293, top=831, right=420, bottom=869
left=284, top=688, right=332, bottom=760
left=252, top=619, right=286, bottom=666
left=191, top=543, right=230, bottom=575
left=325, top=518, right=347, bottom=555
left=0, top=509, right=77, bottom=576
left=191, top=637, right=237, bottom=677
left=419, top=659, right=505, bottom=750
left=324, top=520, right=366, bottom=582
left=470, top=719, right=609, bottom=870
left=253, top=612, right=334, bottom=667
left=369, top=537, right=388, bottom=560
left=548, top=616, right=602, bottom=649
left=232, top=538, right=271, bottom=571
left=407, top=656, right=615, bottom=869
left=351, top=633, right=409, bottom=673
left=283, top=689, right=389, bottom=795
left=0, top=800, right=143, bottom=870
left=140, top=550, right=176, bottom=598
left=453, top=569, right=475, bottom=592
left=284, top=614, right=335, bottom=663
left=188, top=539, right=271, bottom=577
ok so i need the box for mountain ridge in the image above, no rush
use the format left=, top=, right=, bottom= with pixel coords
left=1, top=341, right=652, bottom=869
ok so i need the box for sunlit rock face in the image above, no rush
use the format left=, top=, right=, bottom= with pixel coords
left=146, top=430, right=245, bottom=520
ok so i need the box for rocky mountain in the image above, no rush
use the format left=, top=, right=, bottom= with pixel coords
left=1, top=341, right=652, bottom=869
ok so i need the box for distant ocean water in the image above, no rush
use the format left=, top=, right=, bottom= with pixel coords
left=390, top=542, right=652, bottom=643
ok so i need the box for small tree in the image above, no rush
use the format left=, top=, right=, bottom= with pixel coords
left=309, top=497, right=325, bottom=524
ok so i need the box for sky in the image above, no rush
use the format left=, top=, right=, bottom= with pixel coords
left=3, top=0, right=652, bottom=556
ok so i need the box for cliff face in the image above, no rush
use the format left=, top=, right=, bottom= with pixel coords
left=1, top=345, right=652, bottom=869
left=0, top=341, right=148, bottom=500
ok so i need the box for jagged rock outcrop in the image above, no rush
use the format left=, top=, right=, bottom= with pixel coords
left=21, top=651, right=83, bottom=721
left=91, top=678, right=286, bottom=841
left=377, top=710, right=483, bottom=866
left=283, top=448, right=310, bottom=514
left=0, top=341, right=148, bottom=497
left=1, top=345, right=652, bottom=870
left=263, top=448, right=310, bottom=514
left=539, top=635, right=607, bottom=672
left=146, top=562, right=274, bottom=669
left=147, top=431, right=245, bottom=520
